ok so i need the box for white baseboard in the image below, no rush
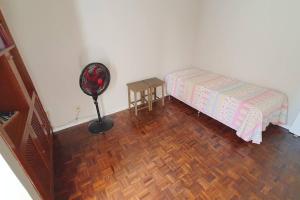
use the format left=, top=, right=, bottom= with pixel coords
left=279, top=124, right=290, bottom=130
left=290, top=127, right=300, bottom=136
left=279, top=124, right=300, bottom=137
left=53, top=105, right=128, bottom=133
left=53, top=103, right=300, bottom=138
left=53, top=115, right=97, bottom=133
left=290, top=113, right=300, bottom=136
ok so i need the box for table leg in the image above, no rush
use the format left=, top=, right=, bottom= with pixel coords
left=134, top=91, right=138, bottom=116
left=152, top=88, right=154, bottom=110
left=128, top=88, right=131, bottom=109
left=141, top=91, right=145, bottom=105
left=162, top=84, right=165, bottom=106
left=152, top=87, right=154, bottom=110
left=148, top=88, right=151, bottom=111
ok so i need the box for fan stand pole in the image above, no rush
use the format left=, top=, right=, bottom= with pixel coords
left=93, top=96, right=102, bottom=123
left=88, top=95, right=113, bottom=134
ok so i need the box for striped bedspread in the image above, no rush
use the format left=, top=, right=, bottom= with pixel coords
left=165, top=68, right=288, bottom=144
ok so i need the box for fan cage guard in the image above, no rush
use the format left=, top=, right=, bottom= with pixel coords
left=79, top=62, right=113, bottom=134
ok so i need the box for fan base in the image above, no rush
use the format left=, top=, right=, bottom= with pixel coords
left=88, top=117, right=113, bottom=134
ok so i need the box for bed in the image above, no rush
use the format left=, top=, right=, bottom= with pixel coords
left=165, top=68, right=288, bottom=144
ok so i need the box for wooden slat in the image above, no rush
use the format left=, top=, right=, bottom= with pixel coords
left=0, top=45, right=15, bottom=57
left=5, top=52, right=31, bottom=104
left=20, top=132, right=52, bottom=200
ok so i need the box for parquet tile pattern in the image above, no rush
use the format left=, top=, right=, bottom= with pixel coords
left=54, top=98, right=300, bottom=200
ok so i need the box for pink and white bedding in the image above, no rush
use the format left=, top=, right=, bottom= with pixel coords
left=165, top=68, right=288, bottom=144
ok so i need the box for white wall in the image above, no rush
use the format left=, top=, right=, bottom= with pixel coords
left=194, top=0, right=300, bottom=127
left=75, top=0, right=198, bottom=119
left=1, top=0, right=299, bottom=129
left=0, top=0, right=198, bottom=129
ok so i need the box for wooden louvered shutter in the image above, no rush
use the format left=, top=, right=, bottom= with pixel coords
left=20, top=133, right=52, bottom=199
left=20, top=93, right=53, bottom=200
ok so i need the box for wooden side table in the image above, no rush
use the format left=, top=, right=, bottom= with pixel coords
left=143, top=78, right=165, bottom=110
left=127, top=80, right=151, bottom=116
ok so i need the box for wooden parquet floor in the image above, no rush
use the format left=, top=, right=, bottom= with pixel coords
left=54, top=98, right=300, bottom=200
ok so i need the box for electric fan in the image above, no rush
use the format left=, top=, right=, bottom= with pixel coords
left=79, top=63, right=113, bottom=134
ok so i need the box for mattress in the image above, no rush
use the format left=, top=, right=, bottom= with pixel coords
left=165, top=68, right=288, bottom=144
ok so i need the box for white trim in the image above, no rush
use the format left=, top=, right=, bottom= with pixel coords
left=53, top=115, right=97, bottom=133
left=290, top=113, right=300, bottom=136
left=53, top=104, right=297, bottom=138
left=53, top=105, right=128, bottom=133
left=278, top=124, right=299, bottom=137
left=279, top=125, right=290, bottom=130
